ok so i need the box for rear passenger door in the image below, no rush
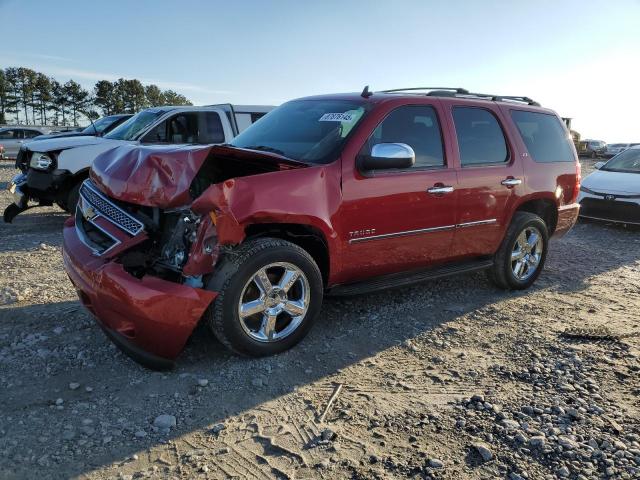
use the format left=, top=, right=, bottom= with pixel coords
left=449, top=105, right=524, bottom=257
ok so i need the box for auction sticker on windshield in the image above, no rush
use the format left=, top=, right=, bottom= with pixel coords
left=319, top=113, right=356, bottom=122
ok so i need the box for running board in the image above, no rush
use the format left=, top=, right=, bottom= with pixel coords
left=327, top=258, right=494, bottom=297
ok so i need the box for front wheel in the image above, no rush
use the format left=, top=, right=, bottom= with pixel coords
left=205, top=238, right=324, bottom=356
left=56, top=181, right=82, bottom=213
left=487, top=212, right=549, bottom=290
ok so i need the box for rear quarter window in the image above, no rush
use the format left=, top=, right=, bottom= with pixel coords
left=510, top=110, right=575, bottom=163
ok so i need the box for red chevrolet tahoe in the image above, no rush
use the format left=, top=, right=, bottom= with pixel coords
left=62, top=87, right=580, bottom=369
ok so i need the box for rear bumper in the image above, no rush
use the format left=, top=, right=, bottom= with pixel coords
left=553, top=203, right=580, bottom=238
left=62, top=217, right=217, bottom=367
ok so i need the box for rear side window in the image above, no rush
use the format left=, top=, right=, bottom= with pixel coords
left=0, top=129, right=17, bottom=139
left=363, top=105, right=445, bottom=168
left=511, top=110, right=574, bottom=162
left=453, top=107, right=508, bottom=165
left=199, top=112, right=225, bottom=143
left=23, top=130, right=41, bottom=138
left=251, top=112, right=266, bottom=123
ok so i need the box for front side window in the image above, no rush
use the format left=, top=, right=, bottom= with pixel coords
left=510, top=110, right=575, bottom=163
left=360, top=105, right=445, bottom=169
left=231, top=99, right=368, bottom=164
left=142, top=112, right=224, bottom=144
left=453, top=107, right=508, bottom=165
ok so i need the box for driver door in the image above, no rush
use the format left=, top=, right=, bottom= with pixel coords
left=340, top=103, right=458, bottom=282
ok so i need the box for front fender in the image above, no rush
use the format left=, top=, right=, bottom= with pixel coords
left=56, top=140, right=125, bottom=172
left=191, top=165, right=342, bottom=280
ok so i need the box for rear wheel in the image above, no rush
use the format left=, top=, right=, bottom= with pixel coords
left=206, top=238, right=323, bottom=356
left=487, top=212, right=548, bottom=290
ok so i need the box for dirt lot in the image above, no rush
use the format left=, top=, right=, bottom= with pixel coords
left=0, top=159, right=638, bottom=480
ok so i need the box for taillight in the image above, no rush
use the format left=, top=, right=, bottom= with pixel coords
left=571, top=161, right=581, bottom=203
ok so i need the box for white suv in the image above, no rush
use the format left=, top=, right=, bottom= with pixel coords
left=4, top=104, right=273, bottom=222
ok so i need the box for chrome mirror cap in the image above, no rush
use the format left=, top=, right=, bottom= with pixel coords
left=362, top=143, right=416, bottom=170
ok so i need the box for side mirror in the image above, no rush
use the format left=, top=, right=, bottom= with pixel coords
left=594, top=161, right=605, bottom=169
left=360, top=143, right=415, bottom=171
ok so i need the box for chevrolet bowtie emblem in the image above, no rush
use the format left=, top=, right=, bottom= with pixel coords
left=83, top=205, right=97, bottom=221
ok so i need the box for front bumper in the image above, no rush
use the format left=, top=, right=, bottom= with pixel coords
left=62, top=217, right=217, bottom=368
left=578, top=192, right=640, bottom=225
left=25, top=167, right=73, bottom=199
left=3, top=174, right=29, bottom=222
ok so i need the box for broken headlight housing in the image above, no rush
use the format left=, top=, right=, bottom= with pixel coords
left=29, top=152, right=53, bottom=170
left=157, top=210, right=200, bottom=271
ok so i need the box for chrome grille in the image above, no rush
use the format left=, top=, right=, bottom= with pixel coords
left=79, top=180, right=144, bottom=236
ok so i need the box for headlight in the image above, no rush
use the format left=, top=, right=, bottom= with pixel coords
left=29, top=152, right=52, bottom=170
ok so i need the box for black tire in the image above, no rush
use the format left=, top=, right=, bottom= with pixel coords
left=57, top=181, right=82, bottom=214
left=487, top=212, right=549, bottom=290
left=205, top=237, right=324, bottom=356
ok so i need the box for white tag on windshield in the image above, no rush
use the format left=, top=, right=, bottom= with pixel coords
left=319, top=113, right=355, bottom=122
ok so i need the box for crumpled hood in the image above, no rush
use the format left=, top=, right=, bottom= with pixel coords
left=91, top=144, right=211, bottom=208
left=582, top=169, right=640, bottom=195
left=25, top=134, right=106, bottom=152
left=90, top=144, right=307, bottom=209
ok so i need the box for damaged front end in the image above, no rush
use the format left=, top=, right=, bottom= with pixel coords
left=63, top=144, right=307, bottom=367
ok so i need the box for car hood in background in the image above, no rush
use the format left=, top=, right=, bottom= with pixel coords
left=582, top=169, right=640, bottom=194
left=32, top=131, right=95, bottom=141
left=25, top=135, right=106, bottom=152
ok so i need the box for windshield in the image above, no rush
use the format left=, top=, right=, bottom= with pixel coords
left=602, top=148, right=640, bottom=173
left=81, top=116, right=120, bottom=134
left=105, top=110, right=166, bottom=141
left=231, top=99, right=368, bottom=164
left=609, top=143, right=626, bottom=148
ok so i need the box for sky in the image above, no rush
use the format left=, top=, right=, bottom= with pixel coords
left=1, top=0, right=639, bottom=141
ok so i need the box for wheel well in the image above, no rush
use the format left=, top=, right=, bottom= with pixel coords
left=244, top=223, right=330, bottom=285
left=515, top=199, right=558, bottom=234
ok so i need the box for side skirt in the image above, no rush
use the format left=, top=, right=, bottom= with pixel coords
left=327, top=258, right=494, bottom=297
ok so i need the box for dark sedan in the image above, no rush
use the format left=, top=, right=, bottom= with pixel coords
left=32, top=114, right=133, bottom=141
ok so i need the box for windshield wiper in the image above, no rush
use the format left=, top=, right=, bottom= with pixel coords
left=244, top=145, right=287, bottom=156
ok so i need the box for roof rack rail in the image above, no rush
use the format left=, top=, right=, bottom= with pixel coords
left=490, top=95, right=540, bottom=107
left=378, top=87, right=540, bottom=106
left=380, top=87, right=469, bottom=94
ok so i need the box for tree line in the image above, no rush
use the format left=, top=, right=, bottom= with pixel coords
left=0, top=67, right=193, bottom=126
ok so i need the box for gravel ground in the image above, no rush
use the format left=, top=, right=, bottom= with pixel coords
left=0, top=159, right=638, bottom=480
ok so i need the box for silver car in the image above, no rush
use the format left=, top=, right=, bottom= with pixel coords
left=0, top=127, right=50, bottom=159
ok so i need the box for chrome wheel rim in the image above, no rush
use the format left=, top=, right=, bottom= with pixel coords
left=238, top=262, right=310, bottom=342
left=511, top=226, right=543, bottom=281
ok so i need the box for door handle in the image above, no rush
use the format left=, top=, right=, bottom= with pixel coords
left=427, top=185, right=454, bottom=195
left=501, top=178, right=522, bottom=187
